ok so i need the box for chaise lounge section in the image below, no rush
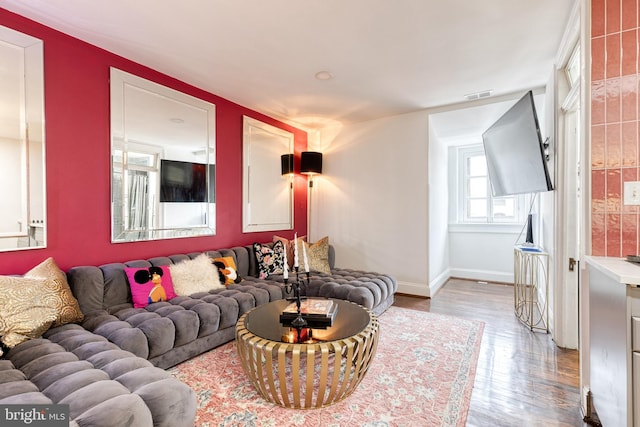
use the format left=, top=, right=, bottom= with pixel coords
left=239, top=243, right=397, bottom=316
left=3, top=328, right=195, bottom=427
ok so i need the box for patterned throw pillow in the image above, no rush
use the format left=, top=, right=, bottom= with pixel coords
left=273, top=235, right=306, bottom=269
left=0, top=276, right=59, bottom=352
left=170, top=253, right=223, bottom=296
left=24, top=257, right=84, bottom=326
left=125, top=265, right=177, bottom=308
left=253, top=240, right=285, bottom=279
left=299, top=236, right=331, bottom=274
left=211, top=256, right=241, bottom=285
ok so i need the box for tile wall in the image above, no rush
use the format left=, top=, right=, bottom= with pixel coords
left=591, top=0, right=640, bottom=256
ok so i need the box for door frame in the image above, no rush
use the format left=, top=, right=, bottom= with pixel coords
left=552, top=0, right=582, bottom=349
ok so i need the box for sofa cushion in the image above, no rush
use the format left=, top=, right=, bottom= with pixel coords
left=101, top=263, right=136, bottom=314
left=232, top=246, right=252, bottom=277
left=25, top=257, right=84, bottom=326
left=125, top=266, right=177, bottom=308
left=170, top=254, right=222, bottom=295
left=66, top=266, right=105, bottom=316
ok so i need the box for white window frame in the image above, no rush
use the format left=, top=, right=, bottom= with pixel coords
left=455, top=144, right=528, bottom=225
left=112, top=141, right=162, bottom=231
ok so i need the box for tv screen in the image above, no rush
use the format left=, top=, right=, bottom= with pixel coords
left=481, top=91, right=553, bottom=197
left=160, top=159, right=213, bottom=203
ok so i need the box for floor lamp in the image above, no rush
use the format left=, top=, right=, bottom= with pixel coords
left=281, top=154, right=295, bottom=231
left=300, top=151, right=322, bottom=241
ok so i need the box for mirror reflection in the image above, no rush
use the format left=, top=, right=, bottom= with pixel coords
left=110, top=68, right=216, bottom=242
left=0, top=25, right=46, bottom=252
left=242, top=116, right=294, bottom=232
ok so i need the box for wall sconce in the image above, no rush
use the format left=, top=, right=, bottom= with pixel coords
left=281, top=154, right=294, bottom=176
left=300, top=151, right=322, bottom=187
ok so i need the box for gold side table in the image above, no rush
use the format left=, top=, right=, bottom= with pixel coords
left=235, top=299, right=379, bottom=409
left=514, top=246, right=549, bottom=332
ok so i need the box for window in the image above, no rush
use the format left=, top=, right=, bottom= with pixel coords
left=111, top=142, right=160, bottom=238
left=457, top=145, right=525, bottom=224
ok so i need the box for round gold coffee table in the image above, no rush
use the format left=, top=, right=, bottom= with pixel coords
left=235, top=298, right=379, bottom=409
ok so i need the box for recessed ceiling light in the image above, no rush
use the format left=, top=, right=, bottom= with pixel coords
left=315, top=71, right=333, bottom=81
left=170, top=117, right=184, bottom=124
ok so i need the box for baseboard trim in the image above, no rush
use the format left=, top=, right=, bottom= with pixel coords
left=395, top=268, right=509, bottom=297
left=397, top=280, right=430, bottom=298
left=429, top=268, right=450, bottom=297
left=449, top=268, right=513, bottom=284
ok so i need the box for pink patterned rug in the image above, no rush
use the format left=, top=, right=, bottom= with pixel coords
left=168, top=306, right=484, bottom=427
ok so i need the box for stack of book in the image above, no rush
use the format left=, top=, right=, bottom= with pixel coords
left=279, top=298, right=337, bottom=328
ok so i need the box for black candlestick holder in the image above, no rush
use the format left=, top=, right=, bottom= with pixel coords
left=283, top=267, right=310, bottom=333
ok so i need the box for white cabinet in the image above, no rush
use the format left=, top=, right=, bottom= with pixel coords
left=634, top=348, right=640, bottom=425
left=631, top=294, right=640, bottom=427
left=584, top=257, right=640, bottom=427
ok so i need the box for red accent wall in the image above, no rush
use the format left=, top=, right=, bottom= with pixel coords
left=0, top=9, right=308, bottom=274
left=591, top=0, right=640, bottom=256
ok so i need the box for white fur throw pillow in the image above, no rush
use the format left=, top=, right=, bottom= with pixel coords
left=170, top=253, right=223, bottom=296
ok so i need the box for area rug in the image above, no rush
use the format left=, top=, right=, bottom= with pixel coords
left=168, top=306, right=484, bottom=427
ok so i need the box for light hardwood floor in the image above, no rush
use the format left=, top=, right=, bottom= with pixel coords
left=393, top=278, right=587, bottom=427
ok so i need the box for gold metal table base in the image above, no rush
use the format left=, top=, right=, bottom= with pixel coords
left=513, top=247, right=549, bottom=332
left=235, top=309, right=379, bottom=409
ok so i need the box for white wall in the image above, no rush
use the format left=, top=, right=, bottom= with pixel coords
left=311, top=93, right=553, bottom=297
left=314, top=111, right=431, bottom=296
left=448, top=225, right=521, bottom=283
left=427, top=121, right=450, bottom=294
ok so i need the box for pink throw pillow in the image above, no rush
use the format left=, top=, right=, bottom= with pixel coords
left=125, top=265, right=177, bottom=308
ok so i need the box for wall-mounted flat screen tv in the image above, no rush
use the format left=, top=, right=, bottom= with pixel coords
left=160, top=159, right=214, bottom=203
left=481, top=90, right=553, bottom=197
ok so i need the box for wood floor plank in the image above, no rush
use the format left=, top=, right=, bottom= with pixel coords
left=393, top=279, right=586, bottom=426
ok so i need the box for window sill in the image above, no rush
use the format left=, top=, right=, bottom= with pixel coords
left=449, top=223, right=523, bottom=234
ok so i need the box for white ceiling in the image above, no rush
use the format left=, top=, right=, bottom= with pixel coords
left=0, top=0, right=575, bottom=132
left=429, top=91, right=546, bottom=145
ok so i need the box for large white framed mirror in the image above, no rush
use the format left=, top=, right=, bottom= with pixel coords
left=0, top=25, right=46, bottom=252
left=242, top=116, right=294, bottom=232
left=110, top=68, right=216, bottom=242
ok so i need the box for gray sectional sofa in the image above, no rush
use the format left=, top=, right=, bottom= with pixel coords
left=1, top=243, right=396, bottom=426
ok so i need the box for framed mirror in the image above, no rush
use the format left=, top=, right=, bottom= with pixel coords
left=242, top=116, right=294, bottom=232
left=0, top=25, right=46, bottom=252
left=110, top=68, right=216, bottom=242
